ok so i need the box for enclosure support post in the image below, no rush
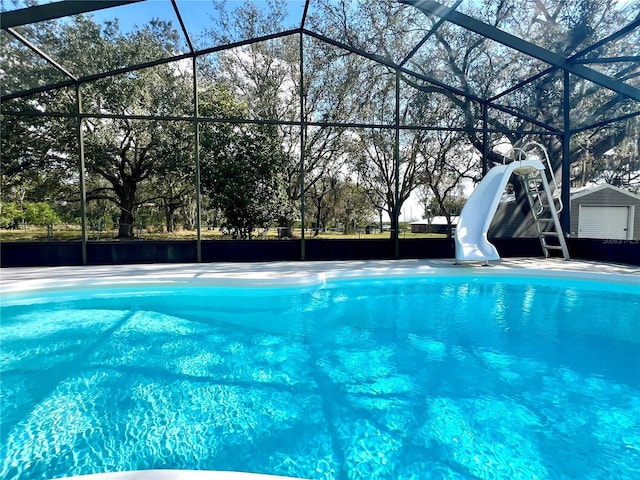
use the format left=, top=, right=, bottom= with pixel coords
left=394, top=69, right=401, bottom=259
left=299, top=31, right=306, bottom=260
left=193, top=55, right=202, bottom=262
left=561, top=70, right=571, bottom=233
left=482, top=101, right=489, bottom=176
left=76, top=84, right=88, bottom=265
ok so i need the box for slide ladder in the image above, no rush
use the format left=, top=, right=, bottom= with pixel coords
left=512, top=142, right=569, bottom=260
left=455, top=142, right=570, bottom=263
left=520, top=169, right=570, bottom=259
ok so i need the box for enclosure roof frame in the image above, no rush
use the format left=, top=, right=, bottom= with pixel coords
left=398, top=0, right=640, bottom=103
left=1, top=0, right=638, bottom=133
left=0, top=0, right=146, bottom=29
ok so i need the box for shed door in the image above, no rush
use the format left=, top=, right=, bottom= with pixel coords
left=578, top=205, right=630, bottom=239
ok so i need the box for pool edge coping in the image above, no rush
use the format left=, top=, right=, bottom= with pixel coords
left=2, top=258, right=639, bottom=296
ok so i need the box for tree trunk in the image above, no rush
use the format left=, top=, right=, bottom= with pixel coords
left=164, top=202, right=176, bottom=233
left=313, top=200, right=323, bottom=237
left=117, top=181, right=137, bottom=238
left=445, top=214, right=453, bottom=239
left=118, top=209, right=134, bottom=238
left=165, top=208, right=175, bottom=233
left=389, top=206, right=399, bottom=238
left=313, top=207, right=322, bottom=237
left=278, top=216, right=294, bottom=238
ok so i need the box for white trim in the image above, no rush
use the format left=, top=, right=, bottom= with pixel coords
left=571, top=183, right=640, bottom=201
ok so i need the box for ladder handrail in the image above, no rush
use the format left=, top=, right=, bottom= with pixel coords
left=516, top=168, right=571, bottom=260
left=522, top=173, right=545, bottom=216
left=535, top=171, right=571, bottom=260
left=502, top=141, right=563, bottom=214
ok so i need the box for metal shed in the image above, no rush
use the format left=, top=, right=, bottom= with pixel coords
left=490, top=183, right=640, bottom=240
left=570, top=184, right=640, bottom=240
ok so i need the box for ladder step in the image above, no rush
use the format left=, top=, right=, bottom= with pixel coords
left=545, top=245, right=565, bottom=250
left=541, top=231, right=559, bottom=237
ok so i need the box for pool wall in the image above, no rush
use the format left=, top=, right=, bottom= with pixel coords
left=2, top=237, right=638, bottom=267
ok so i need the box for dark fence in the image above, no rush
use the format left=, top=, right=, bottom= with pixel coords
left=1, top=237, right=638, bottom=267
left=565, top=238, right=640, bottom=266
left=202, top=240, right=301, bottom=262
left=89, top=241, right=197, bottom=265
left=1, top=241, right=84, bottom=267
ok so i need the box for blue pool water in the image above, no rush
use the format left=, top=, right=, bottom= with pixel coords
left=1, top=274, right=639, bottom=480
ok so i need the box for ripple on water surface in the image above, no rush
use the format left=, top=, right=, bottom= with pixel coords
left=1, top=276, right=639, bottom=479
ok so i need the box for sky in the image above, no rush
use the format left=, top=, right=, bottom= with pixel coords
left=89, top=0, right=308, bottom=41
left=6, top=0, right=636, bottom=47
left=0, top=0, right=308, bottom=39
left=90, top=1, right=224, bottom=39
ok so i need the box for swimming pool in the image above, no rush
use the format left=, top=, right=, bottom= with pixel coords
left=1, top=260, right=639, bottom=480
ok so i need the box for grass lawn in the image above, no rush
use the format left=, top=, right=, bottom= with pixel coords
left=0, top=225, right=447, bottom=241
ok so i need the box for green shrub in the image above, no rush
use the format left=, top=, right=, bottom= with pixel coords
left=0, top=201, right=60, bottom=228
left=0, top=202, right=21, bottom=229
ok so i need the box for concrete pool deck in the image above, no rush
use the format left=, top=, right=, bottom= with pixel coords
left=2, top=258, right=639, bottom=295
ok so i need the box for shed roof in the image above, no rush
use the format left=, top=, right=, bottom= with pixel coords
left=571, top=183, right=640, bottom=201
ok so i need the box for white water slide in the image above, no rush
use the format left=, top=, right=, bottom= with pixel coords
left=454, top=157, right=569, bottom=264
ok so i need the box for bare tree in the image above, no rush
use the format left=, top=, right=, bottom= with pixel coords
left=416, top=131, right=479, bottom=238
